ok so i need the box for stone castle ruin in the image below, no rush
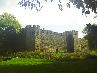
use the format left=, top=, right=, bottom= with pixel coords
left=24, top=25, right=78, bottom=52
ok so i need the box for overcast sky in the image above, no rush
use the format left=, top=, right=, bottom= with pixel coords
left=0, top=0, right=96, bottom=38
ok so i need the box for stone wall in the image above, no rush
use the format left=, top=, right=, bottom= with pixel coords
left=24, top=25, right=78, bottom=52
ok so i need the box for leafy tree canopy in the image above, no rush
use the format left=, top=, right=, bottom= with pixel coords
left=0, top=13, right=21, bottom=33
left=0, top=13, right=22, bottom=50
left=83, top=23, right=97, bottom=50
left=18, top=0, right=97, bottom=14
left=69, top=0, right=97, bottom=14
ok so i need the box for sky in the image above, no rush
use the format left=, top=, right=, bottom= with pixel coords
left=0, top=0, right=96, bottom=38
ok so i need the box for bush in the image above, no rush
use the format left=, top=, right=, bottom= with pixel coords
left=1, top=50, right=97, bottom=62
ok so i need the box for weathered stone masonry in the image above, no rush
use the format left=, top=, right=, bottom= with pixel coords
left=24, top=25, right=78, bottom=52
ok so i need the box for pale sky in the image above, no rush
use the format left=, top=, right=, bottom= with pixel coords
left=0, top=0, right=96, bottom=38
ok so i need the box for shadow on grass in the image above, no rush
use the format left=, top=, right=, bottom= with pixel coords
left=0, top=59, right=97, bottom=73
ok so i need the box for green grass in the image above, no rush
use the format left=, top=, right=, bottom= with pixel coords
left=0, top=58, right=52, bottom=65
left=0, top=58, right=97, bottom=73
left=0, top=51, right=97, bottom=73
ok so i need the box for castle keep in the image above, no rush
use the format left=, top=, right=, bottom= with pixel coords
left=24, top=25, right=78, bottom=52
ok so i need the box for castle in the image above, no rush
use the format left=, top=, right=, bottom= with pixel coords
left=23, top=25, right=78, bottom=52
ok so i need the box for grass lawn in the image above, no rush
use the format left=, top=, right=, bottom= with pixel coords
left=0, top=58, right=97, bottom=73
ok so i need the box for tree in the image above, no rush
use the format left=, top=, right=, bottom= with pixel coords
left=0, top=13, right=21, bottom=32
left=18, top=0, right=97, bottom=14
left=68, top=0, right=97, bottom=14
left=83, top=23, right=97, bottom=50
left=0, top=13, right=21, bottom=53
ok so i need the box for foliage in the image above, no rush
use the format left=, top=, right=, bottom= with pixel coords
left=83, top=23, right=97, bottom=50
left=0, top=13, right=22, bottom=52
left=8, top=50, right=97, bottom=62
left=69, top=0, right=97, bottom=14
left=18, top=0, right=97, bottom=14
left=78, top=38, right=88, bottom=50
left=0, top=13, right=21, bottom=32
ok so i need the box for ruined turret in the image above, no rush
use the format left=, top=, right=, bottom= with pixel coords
left=65, top=31, right=74, bottom=52
left=64, top=30, right=78, bottom=52
left=25, top=25, right=33, bottom=51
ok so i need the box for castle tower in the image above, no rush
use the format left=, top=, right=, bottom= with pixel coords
left=72, top=30, right=78, bottom=50
left=64, top=30, right=78, bottom=52
left=25, top=25, right=41, bottom=51
left=25, top=25, right=33, bottom=51
left=65, top=31, right=74, bottom=52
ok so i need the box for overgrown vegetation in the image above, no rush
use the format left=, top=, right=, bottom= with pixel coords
left=0, top=50, right=97, bottom=62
